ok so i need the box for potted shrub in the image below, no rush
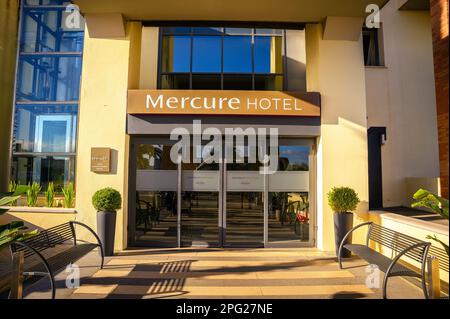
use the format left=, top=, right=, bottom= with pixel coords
left=92, top=188, right=122, bottom=256
left=327, top=186, right=360, bottom=258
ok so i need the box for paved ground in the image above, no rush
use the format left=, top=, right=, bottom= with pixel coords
left=24, top=248, right=431, bottom=299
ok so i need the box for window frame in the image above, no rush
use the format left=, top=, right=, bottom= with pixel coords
left=157, top=27, right=287, bottom=90
left=362, top=26, right=385, bottom=67
left=10, top=1, right=83, bottom=189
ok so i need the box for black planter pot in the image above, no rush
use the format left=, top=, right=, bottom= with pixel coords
left=333, top=212, right=353, bottom=258
left=96, top=211, right=116, bottom=256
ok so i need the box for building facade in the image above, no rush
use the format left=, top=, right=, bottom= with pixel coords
left=0, top=0, right=447, bottom=253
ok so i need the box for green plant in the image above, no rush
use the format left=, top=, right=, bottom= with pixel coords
left=26, top=182, right=41, bottom=207
left=45, top=182, right=55, bottom=207
left=92, top=188, right=122, bottom=211
left=62, top=182, right=75, bottom=208
left=411, top=189, right=449, bottom=256
left=0, top=195, right=38, bottom=250
left=7, top=181, right=18, bottom=206
left=327, top=187, right=360, bottom=213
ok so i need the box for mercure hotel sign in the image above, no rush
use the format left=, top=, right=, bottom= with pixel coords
left=127, top=90, right=321, bottom=116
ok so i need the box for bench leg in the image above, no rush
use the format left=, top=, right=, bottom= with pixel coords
left=98, top=246, right=105, bottom=269
left=382, top=273, right=389, bottom=299
left=337, top=246, right=344, bottom=269
left=49, top=273, right=56, bottom=299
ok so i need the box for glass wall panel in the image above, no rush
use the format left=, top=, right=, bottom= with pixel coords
left=223, top=36, right=252, bottom=73
left=225, top=28, right=252, bottom=35
left=12, top=104, right=77, bottom=153
left=181, top=192, right=219, bottom=246
left=137, top=144, right=177, bottom=171
left=11, top=156, right=75, bottom=191
left=254, top=36, right=283, bottom=74
left=17, top=56, right=82, bottom=101
left=161, top=36, right=191, bottom=72
left=12, top=0, right=84, bottom=193
left=192, top=36, right=221, bottom=72
left=192, top=74, right=221, bottom=90
left=161, top=74, right=190, bottom=89
left=134, top=191, right=178, bottom=247
left=159, top=27, right=286, bottom=90
left=254, top=75, right=283, bottom=90
left=226, top=192, right=264, bottom=247
left=278, top=145, right=310, bottom=171
left=193, top=27, right=223, bottom=35
left=161, top=26, right=191, bottom=35
left=223, top=75, right=252, bottom=90
left=268, top=192, right=310, bottom=243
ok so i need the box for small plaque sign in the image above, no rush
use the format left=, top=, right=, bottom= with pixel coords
left=91, top=148, right=111, bottom=173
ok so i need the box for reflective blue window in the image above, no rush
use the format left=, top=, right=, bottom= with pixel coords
left=159, top=27, right=285, bottom=90
left=11, top=0, right=83, bottom=189
left=223, top=36, right=252, bottom=73
left=254, top=36, right=283, bottom=74
left=12, top=104, right=78, bottom=153
left=192, top=36, right=221, bottom=72
left=161, top=36, right=191, bottom=72
left=17, top=56, right=82, bottom=101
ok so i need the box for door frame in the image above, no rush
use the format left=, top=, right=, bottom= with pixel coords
left=128, top=136, right=317, bottom=248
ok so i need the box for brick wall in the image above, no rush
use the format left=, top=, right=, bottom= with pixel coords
left=430, top=0, right=449, bottom=198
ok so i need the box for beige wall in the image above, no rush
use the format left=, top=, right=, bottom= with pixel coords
left=306, top=23, right=369, bottom=251
left=139, top=27, right=159, bottom=89
left=75, top=19, right=142, bottom=250
left=0, top=0, right=19, bottom=192
left=366, top=0, right=440, bottom=206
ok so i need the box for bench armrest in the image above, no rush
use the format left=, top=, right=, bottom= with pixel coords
left=70, top=221, right=104, bottom=262
left=384, top=241, right=431, bottom=299
left=338, top=221, right=373, bottom=265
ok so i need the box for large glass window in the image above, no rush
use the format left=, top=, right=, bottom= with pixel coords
left=159, top=27, right=285, bottom=90
left=11, top=0, right=84, bottom=191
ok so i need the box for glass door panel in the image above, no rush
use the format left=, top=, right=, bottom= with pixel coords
left=181, top=191, right=219, bottom=246
left=181, top=145, right=221, bottom=247
left=268, top=143, right=313, bottom=246
left=225, top=192, right=264, bottom=247
left=134, top=142, right=178, bottom=247
left=225, top=146, right=264, bottom=247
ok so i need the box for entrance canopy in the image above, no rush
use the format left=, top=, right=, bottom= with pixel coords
left=72, top=0, right=389, bottom=23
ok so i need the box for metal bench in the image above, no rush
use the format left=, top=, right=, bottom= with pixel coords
left=338, top=221, right=431, bottom=299
left=8, top=221, right=104, bottom=298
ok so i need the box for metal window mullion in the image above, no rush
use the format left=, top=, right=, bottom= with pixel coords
left=283, top=29, right=287, bottom=91
left=251, top=28, right=255, bottom=90
left=177, top=158, right=182, bottom=248
left=189, top=30, right=193, bottom=89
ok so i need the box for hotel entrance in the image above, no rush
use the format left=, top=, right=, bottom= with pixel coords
left=128, top=136, right=315, bottom=248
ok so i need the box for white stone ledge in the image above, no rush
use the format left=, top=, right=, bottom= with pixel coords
left=369, top=210, right=449, bottom=236
left=1, top=206, right=77, bottom=214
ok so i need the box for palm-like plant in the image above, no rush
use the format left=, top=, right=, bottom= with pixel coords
left=411, top=188, right=449, bottom=256
left=62, top=182, right=75, bottom=208
left=0, top=195, right=38, bottom=250
left=26, top=182, right=41, bottom=207
left=44, top=182, right=55, bottom=207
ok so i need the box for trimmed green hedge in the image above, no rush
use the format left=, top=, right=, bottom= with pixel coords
left=92, top=188, right=122, bottom=211
left=327, top=187, right=359, bottom=213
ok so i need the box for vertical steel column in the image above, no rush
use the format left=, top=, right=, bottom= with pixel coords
left=218, top=159, right=224, bottom=247
left=177, top=156, right=182, bottom=248
left=222, top=157, right=227, bottom=246
left=263, top=164, right=269, bottom=247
